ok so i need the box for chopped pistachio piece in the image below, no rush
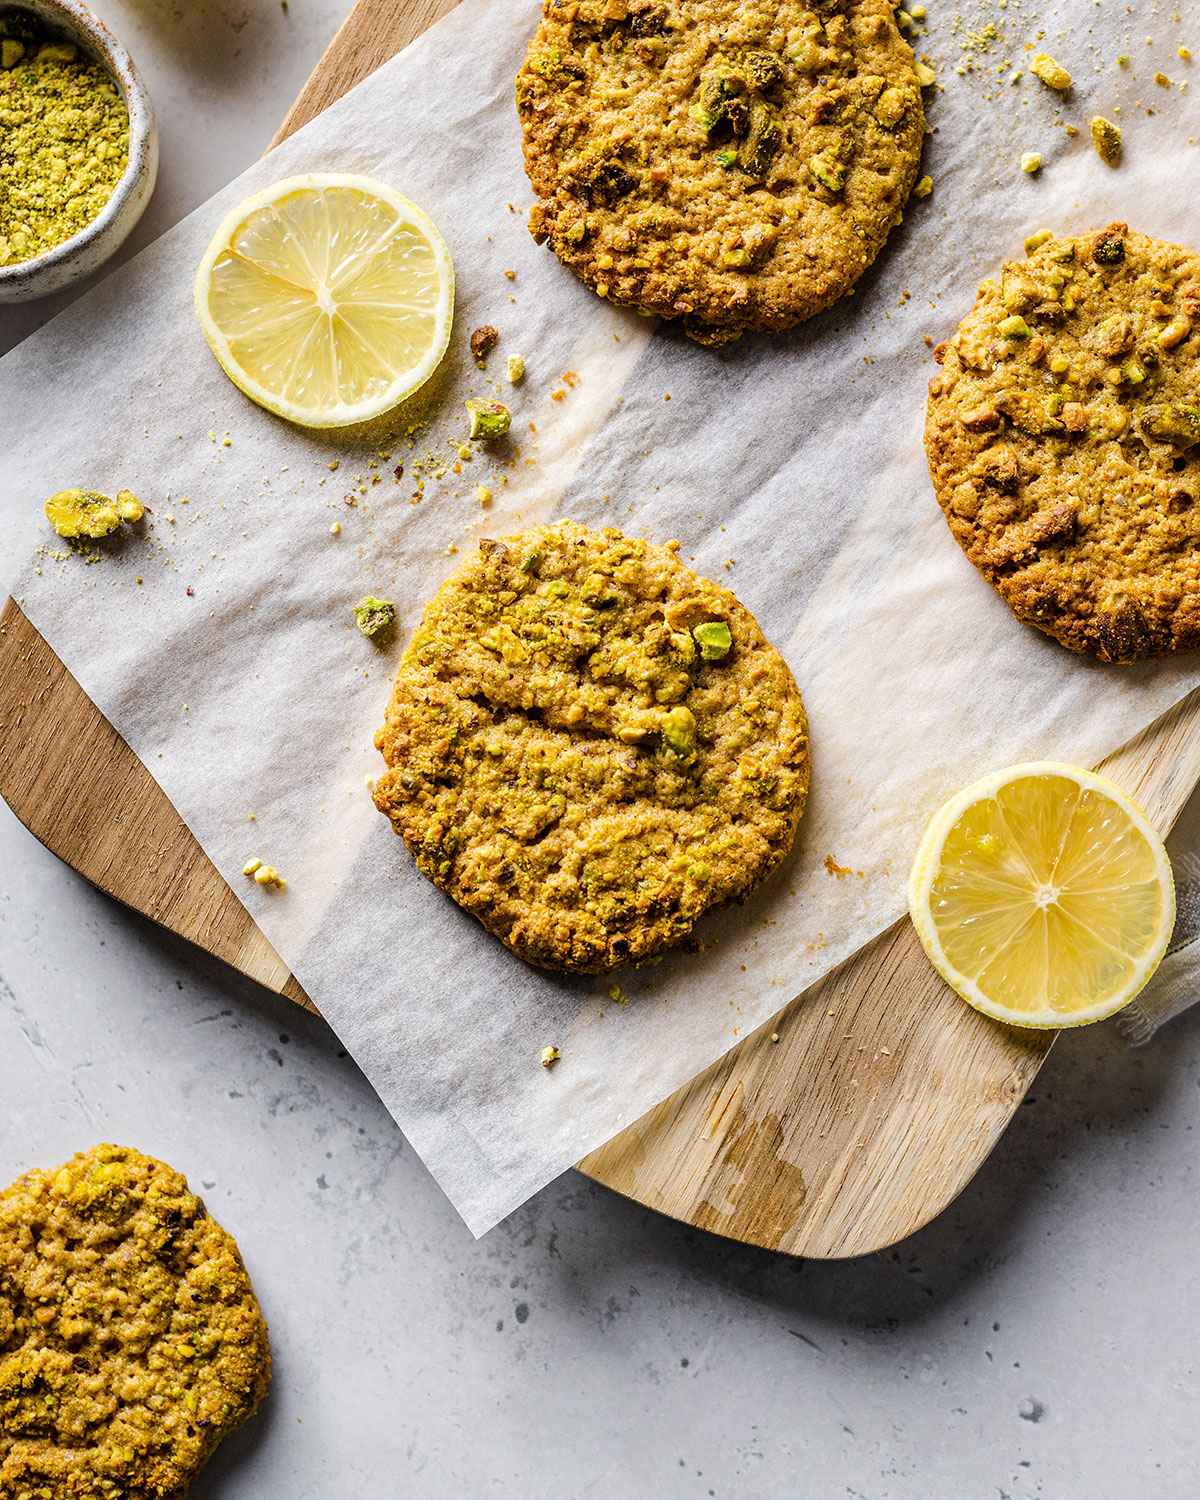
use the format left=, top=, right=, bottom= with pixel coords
left=115, top=489, right=144, bottom=523
left=1024, top=229, right=1054, bottom=254
left=506, top=354, right=525, bottom=384
left=913, top=174, right=933, bottom=198
left=1, top=38, right=24, bottom=68
left=1020, top=152, right=1042, bottom=175
left=1090, top=116, right=1122, bottom=165
left=915, top=60, right=936, bottom=87
left=353, top=595, right=396, bottom=640
left=807, top=152, right=846, bottom=192
left=242, top=858, right=262, bottom=876
left=1143, top=404, right=1200, bottom=444
left=660, top=704, right=697, bottom=759
left=43, top=488, right=125, bottom=540
left=715, top=148, right=738, bottom=168
left=693, top=621, right=733, bottom=660
left=540, top=1045, right=561, bottom=1068
left=998, top=314, right=1032, bottom=339
left=1030, top=53, right=1072, bottom=91
left=466, top=398, right=512, bottom=441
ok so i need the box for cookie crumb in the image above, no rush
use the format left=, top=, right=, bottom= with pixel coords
left=540, top=1045, right=561, bottom=1068
left=1090, top=115, right=1123, bottom=164
left=1030, top=53, right=1072, bottom=91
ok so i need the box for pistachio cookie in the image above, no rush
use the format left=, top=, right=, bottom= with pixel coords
left=0, top=1144, right=271, bottom=1498
left=516, top=0, right=924, bottom=344
left=926, top=224, right=1200, bottom=662
left=373, top=522, right=810, bottom=971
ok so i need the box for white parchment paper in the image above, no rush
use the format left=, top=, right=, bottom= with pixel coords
left=4, top=0, right=1199, bottom=1233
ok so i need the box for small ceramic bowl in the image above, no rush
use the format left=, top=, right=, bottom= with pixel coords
left=0, top=0, right=158, bottom=303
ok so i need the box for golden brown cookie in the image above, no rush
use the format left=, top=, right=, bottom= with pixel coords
left=516, top=0, right=925, bottom=344
left=926, top=223, right=1200, bottom=662
left=373, top=522, right=810, bottom=971
left=0, top=1144, right=271, bottom=1498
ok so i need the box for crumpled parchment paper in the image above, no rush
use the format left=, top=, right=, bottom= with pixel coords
left=3, top=0, right=1199, bottom=1233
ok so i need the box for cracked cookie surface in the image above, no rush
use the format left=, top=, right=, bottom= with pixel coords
left=0, top=1143, right=270, bottom=1499
left=373, top=521, right=810, bottom=972
left=926, top=223, right=1200, bottom=662
left=516, top=0, right=924, bottom=344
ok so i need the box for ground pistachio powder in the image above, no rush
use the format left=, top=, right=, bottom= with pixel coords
left=0, top=17, right=129, bottom=267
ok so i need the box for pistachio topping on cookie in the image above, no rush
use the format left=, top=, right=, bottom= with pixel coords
left=372, top=521, right=809, bottom=971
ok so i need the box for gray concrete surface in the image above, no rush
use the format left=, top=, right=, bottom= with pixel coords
left=3, top=2, right=1199, bottom=1494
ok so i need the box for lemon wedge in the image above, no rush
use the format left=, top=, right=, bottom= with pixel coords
left=909, top=762, right=1174, bottom=1029
left=194, top=173, right=454, bottom=429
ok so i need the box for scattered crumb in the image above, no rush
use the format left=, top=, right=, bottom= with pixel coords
left=540, top=1045, right=561, bottom=1068
left=470, top=324, right=499, bottom=367
left=913, top=174, right=933, bottom=197
left=1030, top=53, right=1072, bottom=91
left=353, top=596, right=396, bottom=640
left=329, top=521, right=341, bottom=536
left=1090, top=114, right=1122, bottom=164
left=1020, top=151, right=1042, bottom=174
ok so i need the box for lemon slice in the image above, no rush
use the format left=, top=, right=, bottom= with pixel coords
left=194, top=173, right=454, bottom=429
left=908, top=762, right=1174, bottom=1028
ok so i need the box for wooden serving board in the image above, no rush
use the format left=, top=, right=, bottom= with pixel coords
left=4, top=0, right=1200, bottom=1256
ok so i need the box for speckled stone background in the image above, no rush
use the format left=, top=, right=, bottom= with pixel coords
left=3, top=3, right=1200, bottom=1495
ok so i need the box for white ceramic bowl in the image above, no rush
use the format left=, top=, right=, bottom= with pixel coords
left=0, top=0, right=158, bottom=303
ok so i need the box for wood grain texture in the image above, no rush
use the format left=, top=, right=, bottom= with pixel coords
left=4, top=0, right=1200, bottom=1257
left=580, top=690, right=1200, bottom=1255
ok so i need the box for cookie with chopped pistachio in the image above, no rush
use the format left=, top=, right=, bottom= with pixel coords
left=516, top=0, right=925, bottom=344
left=926, top=223, right=1200, bottom=661
left=373, top=521, right=809, bottom=971
left=0, top=1144, right=271, bottom=1498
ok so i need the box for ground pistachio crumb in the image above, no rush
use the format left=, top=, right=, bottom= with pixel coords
left=1030, top=53, right=1072, bottom=91
left=1090, top=115, right=1122, bottom=164
left=1020, top=152, right=1043, bottom=174
left=506, top=354, right=525, bottom=384
left=0, top=22, right=130, bottom=267
left=330, top=520, right=341, bottom=536
left=476, top=484, right=493, bottom=507
left=915, top=60, right=936, bottom=86
left=1024, top=228, right=1054, bottom=253
left=354, top=596, right=396, bottom=640
left=1180, top=47, right=1192, bottom=62
left=251, top=863, right=285, bottom=889
left=242, top=858, right=262, bottom=876
left=540, top=1045, right=561, bottom=1068
left=913, top=174, right=933, bottom=198
left=466, top=398, right=512, bottom=440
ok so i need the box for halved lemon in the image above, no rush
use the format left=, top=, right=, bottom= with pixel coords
left=194, top=173, right=454, bottom=429
left=908, top=762, right=1174, bottom=1029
